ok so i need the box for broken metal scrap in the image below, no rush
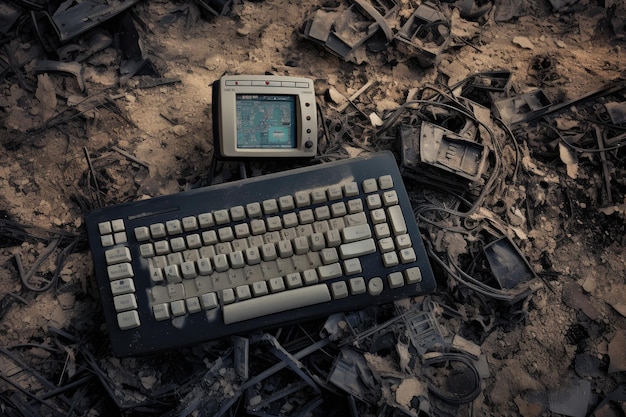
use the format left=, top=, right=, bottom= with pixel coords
left=302, top=1, right=399, bottom=64
left=395, top=3, right=451, bottom=67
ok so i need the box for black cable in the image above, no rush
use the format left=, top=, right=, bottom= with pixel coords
left=422, top=352, right=481, bottom=405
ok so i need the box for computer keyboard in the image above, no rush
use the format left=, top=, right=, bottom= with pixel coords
left=86, top=151, right=436, bottom=356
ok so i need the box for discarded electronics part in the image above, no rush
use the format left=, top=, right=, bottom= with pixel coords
left=401, top=299, right=447, bottom=356
left=328, top=347, right=380, bottom=404
left=36, top=0, right=141, bottom=43
left=33, top=59, right=85, bottom=92
left=493, top=89, right=552, bottom=125
left=504, top=81, right=626, bottom=126
left=452, top=71, right=512, bottom=107
left=394, top=4, right=451, bottom=67
left=233, top=336, right=250, bottom=380
left=397, top=124, right=472, bottom=196
left=483, top=236, right=536, bottom=290
left=194, top=0, right=232, bottom=16
left=604, top=101, right=626, bottom=125
left=419, top=121, right=488, bottom=182
left=302, top=1, right=398, bottom=64
left=549, top=0, right=580, bottom=13
left=422, top=352, right=481, bottom=405
left=352, top=0, right=397, bottom=42
left=302, top=6, right=379, bottom=63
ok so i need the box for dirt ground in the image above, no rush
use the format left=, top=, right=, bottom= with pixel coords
left=1, top=0, right=626, bottom=416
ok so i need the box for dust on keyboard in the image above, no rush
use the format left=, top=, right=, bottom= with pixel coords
left=86, top=151, right=436, bottom=356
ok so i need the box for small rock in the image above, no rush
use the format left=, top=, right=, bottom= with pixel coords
left=237, top=27, right=251, bottom=37
left=513, top=36, right=534, bottom=50
left=555, top=40, right=566, bottom=48
left=173, top=125, right=186, bottom=136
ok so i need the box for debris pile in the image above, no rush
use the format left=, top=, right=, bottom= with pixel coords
left=1, top=1, right=626, bottom=417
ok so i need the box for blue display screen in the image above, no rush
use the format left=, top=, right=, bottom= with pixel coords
left=236, top=94, right=297, bottom=149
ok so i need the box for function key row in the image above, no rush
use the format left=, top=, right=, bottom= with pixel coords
left=132, top=176, right=395, bottom=242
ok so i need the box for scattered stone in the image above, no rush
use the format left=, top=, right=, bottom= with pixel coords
left=513, top=36, right=534, bottom=49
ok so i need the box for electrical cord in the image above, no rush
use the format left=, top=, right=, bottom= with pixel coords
left=422, top=352, right=481, bottom=405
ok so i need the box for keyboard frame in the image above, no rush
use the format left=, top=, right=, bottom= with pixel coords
left=86, top=151, right=436, bottom=356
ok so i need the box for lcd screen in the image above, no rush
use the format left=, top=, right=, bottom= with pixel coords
left=235, top=94, right=297, bottom=149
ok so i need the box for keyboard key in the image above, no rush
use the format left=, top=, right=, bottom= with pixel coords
left=378, top=175, right=393, bottom=189
left=200, top=292, right=218, bottom=309
left=98, top=221, right=112, bottom=235
left=387, top=205, right=407, bottom=235
left=318, top=263, right=342, bottom=280
left=182, top=216, right=198, bottom=231
left=111, top=219, right=125, bottom=232
left=331, top=281, right=348, bottom=299
left=343, top=182, right=359, bottom=197
left=269, top=277, right=285, bottom=292
left=214, top=254, right=229, bottom=272
left=286, top=273, right=303, bottom=289
left=108, top=263, right=134, bottom=280
left=294, top=191, right=310, bottom=207
left=261, top=243, right=278, bottom=261
left=400, top=248, right=417, bottom=264
left=311, top=189, right=326, bottom=204
left=371, top=209, right=386, bottom=224
left=263, top=199, right=278, bottom=214
left=396, top=234, right=412, bottom=249
left=302, top=269, right=319, bottom=285
left=378, top=237, right=394, bottom=253
left=166, top=220, right=183, bottom=235
left=236, top=285, right=252, bottom=300
left=404, top=267, right=422, bottom=284
left=330, top=202, right=347, bottom=217
left=342, top=224, right=371, bottom=243
left=327, top=185, right=343, bottom=200
left=315, top=206, right=331, bottom=220
left=298, top=209, right=314, bottom=224
left=218, top=227, right=235, bottom=242
left=186, top=297, right=202, bottom=313
left=339, top=239, right=376, bottom=259
left=347, top=199, right=363, bottom=214
left=150, top=223, right=166, bottom=238
left=245, top=247, right=261, bottom=265
left=150, top=266, right=164, bottom=283
left=214, top=210, right=230, bottom=225
left=229, top=251, right=245, bottom=268
left=170, top=237, right=186, bottom=252
left=171, top=300, right=186, bottom=316
left=252, top=281, right=269, bottom=296
left=343, top=258, right=362, bottom=275
left=134, top=226, right=150, bottom=241
left=186, top=234, right=202, bottom=249
left=117, top=310, right=140, bottom=330
left=279, top=196, right=295, bottom=211
left=230, top=206, right=246, bottom=221
left=266, top=216, right=282, bottom=231
left=223, top=284, right=331, bottom=324
left=165, top=265, right=182, bottom=283
left=293, top=237, right=310, bottom=255
left=114, top=232, right=127, bottom=245
left=153, top=303, right=170, bottom=321
left=362, top=178, right=378, bottom=193
left=114, top=294, right=137, bottom=312
left=140, top=243, right=155, bottom=258
left=246, top=202, right=262, bottom=218
left=198, top=213, right=214, bottom=228
left=368, top=277, right=383, bottom=295
left=375, top=223, right=391, bottom=239
left=388, top=272, right=404, bottom=289
left=366, top=194, right=382, bottom=209
left=101, top=235, right=114, bottom=247
left=154, top=240, right=170, bottom=255
left=349, top=277, right=366, bottom=295
left=111, top=279, right=135, bottom=295
left=197, top=258, right=213, bottom=275
left=105, top=247, right=132, bottom=265
left=382, top=190, right=399, bottom=206
left=382, top=252, right=399, bottom=267
left=221, top=288, right=235, bottom=304
left=181, top=261, right=197, bottom=279
left=321, top=248, right=339, bottom=264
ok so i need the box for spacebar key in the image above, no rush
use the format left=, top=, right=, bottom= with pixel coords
left=223, top=284, right=332, bottom=324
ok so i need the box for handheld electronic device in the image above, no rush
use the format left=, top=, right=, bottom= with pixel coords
left=212, top=75, right=318, bottom=159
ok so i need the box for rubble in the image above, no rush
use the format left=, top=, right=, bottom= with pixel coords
left=1, top=0, right=626, bottom=416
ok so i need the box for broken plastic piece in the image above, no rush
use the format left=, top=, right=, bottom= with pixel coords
left=483, top=236, right=535, bottom=290
left=494, top=89, right=552, bottom=125
left=419, top=121, right=488, bottom=182
left=401, top=299, right=447, bottom=356
left=328, top=348, right=380, bottom=404
left=302, top=1, right=398, bottom=64
left=32, top=0, right=140, bottom=45
left=34, top=59, right=85, bottom=92
left=604, top=101, right=626, bottom=125
left=395, top=4, right=450, bottom=67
